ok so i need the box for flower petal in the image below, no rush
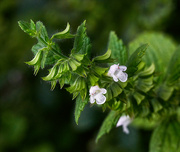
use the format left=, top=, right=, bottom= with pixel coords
left=112, top=75, right=119, bottom=82
left=95, top=94, right=106, bottom=105
left=90, top=96, right=95, bottom=104
left=100, top=88, right=107, bottom=94
left=118, top=72, right=128, bottom=82
left=119, top=66, right=127, bottom=71
left=122, top=125, right=129, bottom=134
left=89, top=85, right=100, bottom=95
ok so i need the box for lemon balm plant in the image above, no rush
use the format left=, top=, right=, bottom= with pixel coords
left=18, top=20, right=180, bottom=151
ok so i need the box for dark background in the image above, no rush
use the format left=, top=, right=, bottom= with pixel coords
left=0, top=0, right=180, bottom=151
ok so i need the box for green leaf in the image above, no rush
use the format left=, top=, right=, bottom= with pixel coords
left=108, top=31, right=127, bottom=64
left=126, top=44, right=148, bottom=77
left=165, top=46, right=180, bottom=85
left=36, top=21, right=49, bottom=42
left=18, top=20, right=36, bottom=37
left=72, top=20, right=91, bottom=55
left=129, top=32, right=176, bottom=82
left=75, top=95, right=89, bottom=125
left=96, top=111, right=120, bottom=143
left=93, top=49, right=111, bottom=62
left=51, top=23, right=74, bottom=39
left=149, top=119, right=180, bottom=152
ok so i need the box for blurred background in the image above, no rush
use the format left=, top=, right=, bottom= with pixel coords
left=0, top=0, right=180, bottom=151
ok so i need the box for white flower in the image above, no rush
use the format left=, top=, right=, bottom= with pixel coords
left=89, top=85, right=107, bottom=105
left=116, top=115, right=132, bottom=134
left=108, top=64, right=128, bottom=82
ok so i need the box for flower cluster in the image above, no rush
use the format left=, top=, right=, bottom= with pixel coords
left=89, top=64, right=128, bottom=105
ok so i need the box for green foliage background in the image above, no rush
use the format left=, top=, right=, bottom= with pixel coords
left=0, top=0, right=180, bottom=151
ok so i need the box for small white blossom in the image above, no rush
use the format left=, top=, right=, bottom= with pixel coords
left=108, top=64, right=128, bottom=82
left=116, top=115, right=132, bottom=134
left=89, top=85, right=107, bottom=105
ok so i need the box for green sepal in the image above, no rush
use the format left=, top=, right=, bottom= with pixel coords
left=18, top=20, right=37, bottom=37
left=126, top=44, right=148, bottom=77
left=51, top=80, right=57, bottom=90
left=25, top=51, right=42, bottom=66
left=96, top=111, right=120, bottom=143
left=135, top=76, right=154, bottom=93
left=69, top=59, right=81, bottom=71
left=51, top=23, right=74, bottom=39
left=93, top=66, right=108, bottom=76
left=108, top=31, right=127, bottom=64
left=133, top=92, right=145, bottom=105
left=74, top=95, right=89, bottom=125
left=111, top=83, right=122, bottom=98
left=88, top=74, right=99, bottom=86
left=138, top=64, right=155, bottom=77
left=41, top=50, right=49, bottom=69
left=72, top=54, right=85, bottom=62
left=106, top=88, right=113, bottom=101
left=66, top=77, right=86, bottom=94
left=150, top=99, right=163, bottom=113
left=33, top=61, right=41, bottom=75
left=93, top=49, right=111, bottom=62
left=42, top=66, right=57, bottom=81
left=155, top=84, right=174, bottom=101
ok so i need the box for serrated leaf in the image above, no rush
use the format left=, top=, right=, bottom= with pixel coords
left=108, top=31, right=127, bottom=64
left=165, top=46, right=180, bottom=85
left=75, top=95, right=89, bottom=125
left=51, top=23, right=74, bottom=39
left=18, top=20, right=36, bottom=37
left=36, top=21, right=49, bottom=42
left=126, top=44, right=148, bottom=77
left=149, top=119, right=180, bottom=152
left=93, top=49, right=111, bottom=62
left=96, top=111, right=120, bottom=143
left=72, top=20, right=91, bottom=55
left=129, top=32, right=176, bottom=82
